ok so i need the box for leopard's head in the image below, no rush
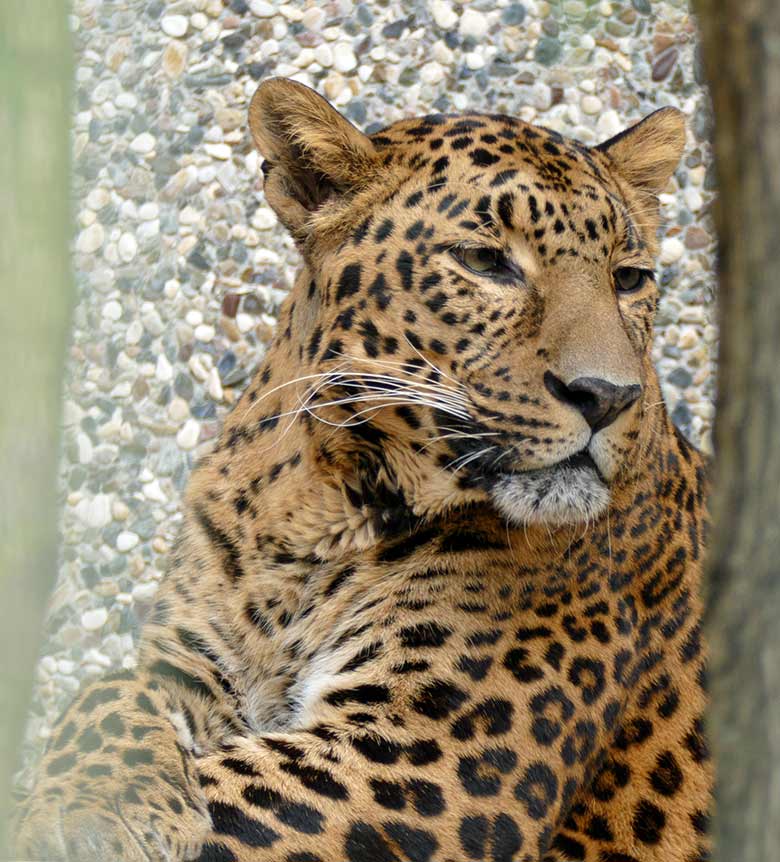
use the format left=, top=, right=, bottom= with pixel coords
left=248, top=78, right=685, bottom=528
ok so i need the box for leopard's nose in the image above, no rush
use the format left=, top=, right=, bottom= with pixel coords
left=544, top=371, right=642, bottom=432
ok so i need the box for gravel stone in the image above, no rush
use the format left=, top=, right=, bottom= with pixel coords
left=103, top=300, right=122, bottom=321
left=76, top=223, right=105, bottom=254
left=249, top=0, right=275, bottom=17
left=116, top=530, right=140, bottom=552
left=222, top=292, right=239, bottom=320
left=176, top=418, right=201, bottom=450
left=142, top=479, right=167, bottom=503
left=421, top=62, right=445, bottom=86
left=431, top=0, right=458, bottom=30
left=81, top=608, right=108, bottom=632
left=112, top=501, right=130, bottom=521
left=132, top=581, right=159, bottom=603
left=76, top=433, right=93, bottom=464
left=251, top=207, right=277, bottom=230
left=155, top=354, right=173, bottom=382
left=534, top=37, right=562, bottom=66
left=581, top=95, right=603, bottom=115
left=207, top=368, right=224, bottom=401
left=596, top=110, right=623, bottom=139
left=117, top=233, right=138, bottom=262
left=161, top=15, right=188, bottom=37
left=459, top=9, right=489, bottom=39
left=162, top=41, right=188, bottom=78
left=685, top=226, right=710, bottom=249
left=333, top=43, right=358, bottom=73
left=661, top=237, right=686, bottom=265
left=668, top=367, right=693, bottom=388
left=652, top=47, right=679, bottom=82
left=129, top=132, right=155, bottom=154
left=204, top=143, right=232, bottom=160
left=466, top=52, right=485, bottom=71
left=174, top=372, right=194, bottom=400
left=502, top=4, right=527, bottom=25
left=81, top=495, right=112, bottom=529
left=672, top=401, right=694, bottom=433
left=314, top=44, right=334, bottom=67
left=86, top=188, right=111, bottom=210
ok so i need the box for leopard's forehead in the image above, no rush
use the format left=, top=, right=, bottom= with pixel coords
left=369, top=111, right=615, bottom=193
left=362, top=111, right=653, bottom=265
left=373, top=110, right=576, bottom=147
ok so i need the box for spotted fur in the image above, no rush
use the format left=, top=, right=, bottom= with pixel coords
left=16, top=78, right=711, bottom=862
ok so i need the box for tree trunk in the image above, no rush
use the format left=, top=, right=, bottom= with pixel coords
left=694, top=1, right=780, bottom=860
left=0, top=3, right=73, bottom=854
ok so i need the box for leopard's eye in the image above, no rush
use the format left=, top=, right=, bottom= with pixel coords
left=614, top=267, right=652, bottom=294
left=453, top=246, right=509, bottom=277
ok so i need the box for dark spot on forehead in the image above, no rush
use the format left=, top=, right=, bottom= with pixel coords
left=470, top=148, right=501, bottom=168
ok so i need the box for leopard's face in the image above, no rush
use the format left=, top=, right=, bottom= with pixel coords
left=251, top=80, right=685, bottom=527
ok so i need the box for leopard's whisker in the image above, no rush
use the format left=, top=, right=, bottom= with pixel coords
left=322, top=376, right=471, bottom=420
left=399, top=334, right=462, bottom=387
left=248, top=370, right=474, bottom=436
left=234, top=364, right=352, bottom=425
left=327, top=373, right=471, bottom=414
left=328, top=350, right=465, bottom=390
left=419, top=430, right=501, bottom=453
left=303, top=397, right=460, bottom=429
left=325, top=375, right=471, bottom=411
left=320, top=367, right=470, bottom=404
left=444, top=445, right=498, bottom=474
left=235, top=368, right=345, bottom=455
left=488, top=448, right=515, bottom=471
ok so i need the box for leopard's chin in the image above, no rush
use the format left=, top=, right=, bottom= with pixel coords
left=489, top=456, right=610, bottom=527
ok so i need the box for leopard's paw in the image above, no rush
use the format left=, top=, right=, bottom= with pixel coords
left=15, top=775, right=211, bottom=861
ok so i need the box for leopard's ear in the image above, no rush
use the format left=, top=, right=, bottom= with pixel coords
left=596, top=107, right=686, bottom=195
left=249, top=78, right=379, bottom=239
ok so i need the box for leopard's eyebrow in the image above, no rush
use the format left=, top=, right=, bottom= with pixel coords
left=429, top=233, right=503, bottom=255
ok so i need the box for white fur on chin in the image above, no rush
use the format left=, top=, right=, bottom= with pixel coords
left=490, top=464, right=610, bottom=526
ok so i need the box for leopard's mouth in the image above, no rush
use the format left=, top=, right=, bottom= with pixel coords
left=478, top=447, right=607, bottom=484
left=485, top=448, right=611, bottom=527
left=542, top=449, right=607, bottom=483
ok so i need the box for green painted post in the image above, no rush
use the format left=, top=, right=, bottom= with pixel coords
left=0, top=2, right=73, bottom=853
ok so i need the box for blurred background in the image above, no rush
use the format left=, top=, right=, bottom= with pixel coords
left=1, top=0, right=716, bottom=848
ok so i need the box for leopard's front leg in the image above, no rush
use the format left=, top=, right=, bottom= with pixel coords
left=14, top=590, right=252, bottom=862
left=14, top=666, right=216, bottom=861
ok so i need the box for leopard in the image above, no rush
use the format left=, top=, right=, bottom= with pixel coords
left=15, top=77, right=712, bottom=862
